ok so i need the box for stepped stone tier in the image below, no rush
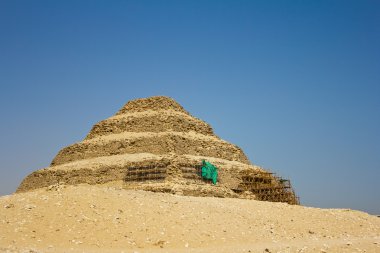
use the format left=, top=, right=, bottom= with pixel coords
left=17, top=96, right=299, bottom=204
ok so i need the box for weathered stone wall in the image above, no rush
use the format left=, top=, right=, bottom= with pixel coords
left=17, top=158, right=171, bottom=193
left=51, top=133, right=250, bottom=166
left=85, top=113, right=214, bottom=140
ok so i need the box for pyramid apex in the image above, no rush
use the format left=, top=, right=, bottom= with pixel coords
left=117, top=96, right=188, bottom=115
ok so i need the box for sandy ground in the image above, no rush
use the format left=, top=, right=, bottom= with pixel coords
left=1, top=184, right=379, bottom=253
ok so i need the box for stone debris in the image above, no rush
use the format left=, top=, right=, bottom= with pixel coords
left=4, top=204, right=14, bottom=209
left=23, top=204, right=36, bottom=211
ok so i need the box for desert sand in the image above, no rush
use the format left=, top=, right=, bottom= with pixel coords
left=1, top=183, right=379, bottom=253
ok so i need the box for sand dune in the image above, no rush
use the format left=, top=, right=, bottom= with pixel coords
left=1, top=184, right=379, bottom=253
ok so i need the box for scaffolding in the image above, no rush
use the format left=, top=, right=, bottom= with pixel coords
left=123, top=162, right=299, bottom=205
left=125, top=165, right=167, bottom=182
left=237, top=170, right=300, bottom=205
left=180, top=164, right=215, bottom=184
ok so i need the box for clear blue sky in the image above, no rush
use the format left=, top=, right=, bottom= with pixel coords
left=0, top=1, right=379, bottom=214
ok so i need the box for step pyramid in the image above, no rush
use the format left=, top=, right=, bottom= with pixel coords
left=17, top=96, right=299, bottom=204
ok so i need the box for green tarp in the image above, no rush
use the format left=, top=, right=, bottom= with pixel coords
left=201, top=160, right=218, bottom=184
